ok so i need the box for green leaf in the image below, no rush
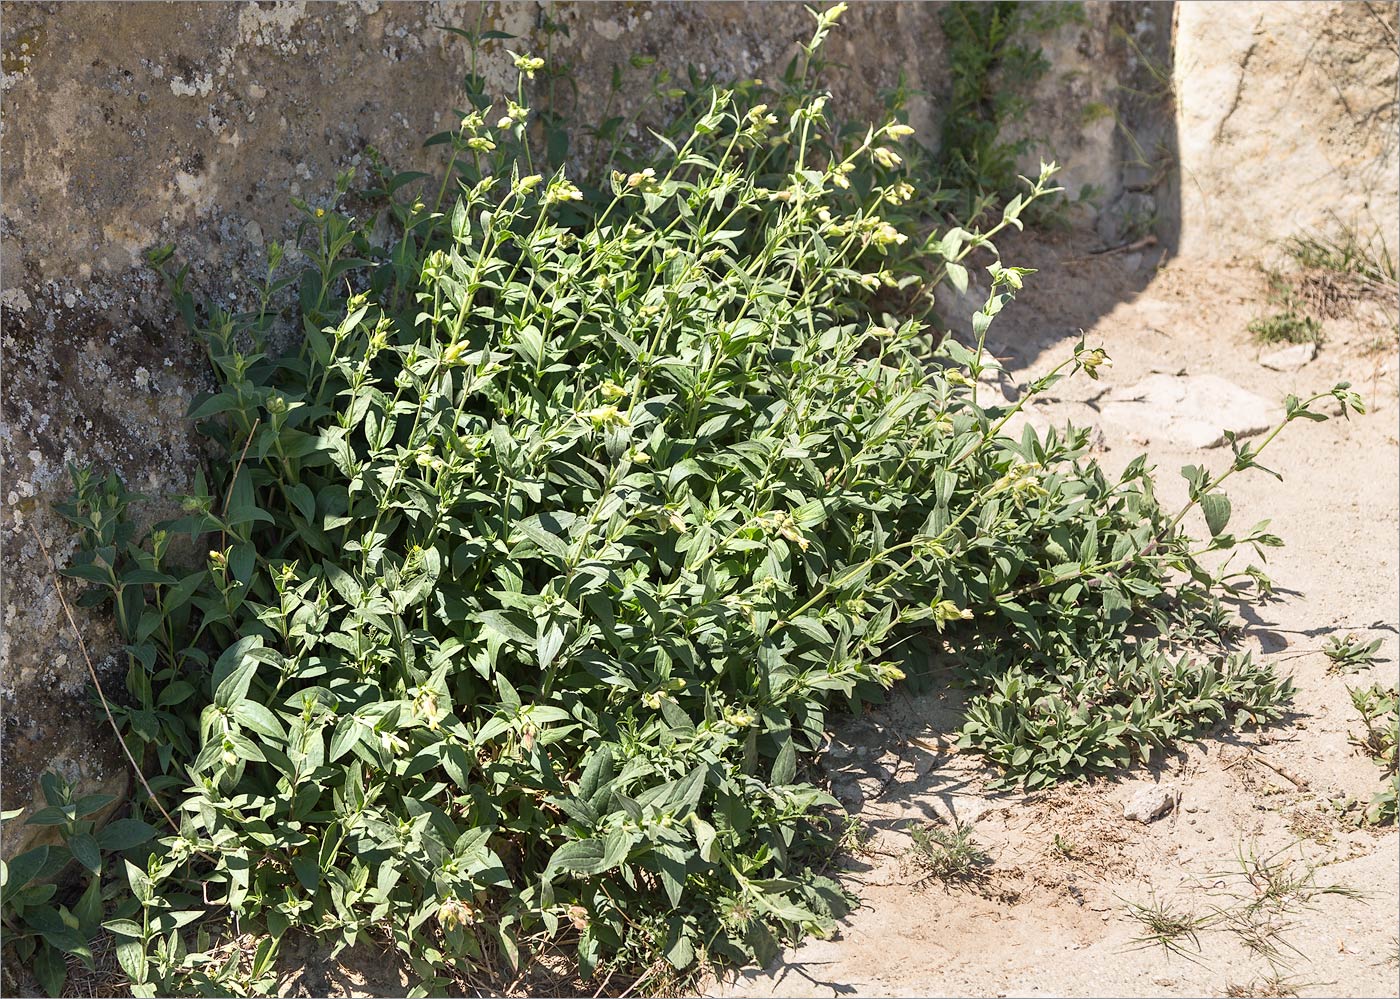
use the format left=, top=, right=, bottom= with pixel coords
left=328, top=715, right=363, bottom=762
left=233, top=700, right=288, bottom=741
left=537, top=621, right=566, bottom=670
left=224, top=732, right=266, bottom=763
left=96, top=818, right=158, bottom=852
left=600, top=829, right=633, bottom=873
left=6, top=846, right=50, bottom=890
left=945, top=261, right=969, bottom=294
left=34, top=942, right=67, bottom=997
left=73, top=875, right=103, bottom=934
left=691, top=815, right=718, bottom=863
left=123, top=860, right=152, bottom=905
left=72, top=792, right=117, bottom=818
left=755, top=892, right=820, bottom=925
left=578, top=745, right=615, bottom=803
left=212, top=635, right=265, bottom=708
left=771, top=736, right=796, bottom=786
left=546, top=839, right=607, bottom=875
left=67, top=833, right=102, bottom=874
left=1200, top=492, right=1231, bottom=538
left=1179, top=464, right=1207, bottom=495
left=157, top=680, right=196, bottom=708
left=665, top=930, right=695, bottom=970
left=115, top=936, right=148, bottom=985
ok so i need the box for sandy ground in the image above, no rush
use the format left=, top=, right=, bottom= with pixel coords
left=716, top=234, right=1400, bottom=999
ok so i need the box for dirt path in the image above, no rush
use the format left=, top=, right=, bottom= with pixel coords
left=716, top=237, right=1400, bottom=999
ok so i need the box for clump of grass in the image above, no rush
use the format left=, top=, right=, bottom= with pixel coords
left=1219, top=905, right=1303, bottom=966
left=905, top=821, right=989, bottom=883
left=1223, top=974, right=1306, bottom=998
left=1284, top=226, right=1399, bottom=294
left=1248, top=311, right=1323, bottom=346
left=1363, top=325, right=1400, bottom=356
left=1124, top=892, right=1215, bottom=960
left=1248, top=220, right=1398, bottom=349
left=1130, top=841, right=1371, bottom=977
left=1322, top=633, right=1384, bottom=673
left=1222, top=842, right=1363, bottom=914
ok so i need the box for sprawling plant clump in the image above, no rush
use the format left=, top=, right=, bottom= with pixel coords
left=3, top=7, right=1362, bottom=996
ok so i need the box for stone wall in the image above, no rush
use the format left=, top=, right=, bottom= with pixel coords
left=1172, top=1, right=1399, bottom=263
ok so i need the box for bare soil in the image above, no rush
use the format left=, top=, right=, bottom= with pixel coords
left=716, top=233, right=1400, bottom=999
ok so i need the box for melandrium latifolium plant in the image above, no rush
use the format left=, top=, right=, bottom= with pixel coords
left=0, top=5, right=1366, bottom=996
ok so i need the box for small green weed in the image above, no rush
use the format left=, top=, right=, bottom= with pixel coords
left=1248, top=311, right=1323, bottom=346
left=1322, top=633, right=1383, bottom=673
left=1219, top=905, right=1302, bottom=966
left=1349, top=683, right=1398, bottom=825
left=1224, top=975, right=1305, bottom=998
left=905, top=821, right=988, bottom=883
left=833, top=815, right=873, bottom=858
left=1249, top=220, right=1397, bottom=348
left=1247, top=269, right=1322, bottom=346
left=1134, top=842, right=1367, bottom=975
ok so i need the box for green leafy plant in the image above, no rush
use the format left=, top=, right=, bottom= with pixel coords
left=1349, top=683, right=1398, bottom=825
left=1322, top=633, right=1384, bottom=673
left=950, top=396, right=1361, bottom=789
left=962, top=647, right=1294, bottom=789
left=19, top=6, right=1359, bottom=995
left=0, top=774, right=156, bottom=996
left=937, top=1, right=1083, bottom=220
